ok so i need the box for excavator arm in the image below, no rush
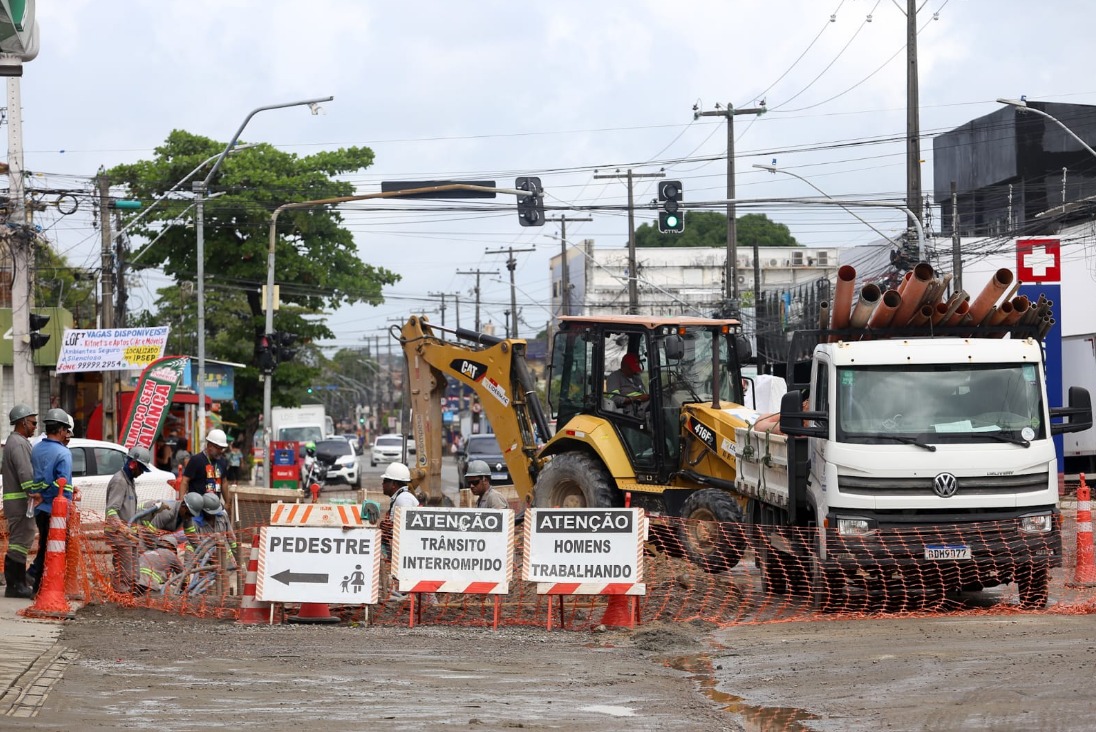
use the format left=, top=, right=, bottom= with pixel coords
left=398, top=315, right=551, bottom=505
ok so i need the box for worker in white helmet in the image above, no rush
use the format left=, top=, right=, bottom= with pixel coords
left=178, top=428, right=229, bottom=497
left=380, top=462, right=418, bottom=602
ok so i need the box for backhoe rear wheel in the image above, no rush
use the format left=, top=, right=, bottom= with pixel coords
left=678, top=489, right=746, bottom=573
left=534, top=452, right=619, bottom=508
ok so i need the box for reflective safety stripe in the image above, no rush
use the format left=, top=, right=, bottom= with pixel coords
left=3, top=491, right=26, bottom=500
left=19, top=479, right=34, bottom=490
left=139, top=567, right=163, bottom=583
left=1079, top=521, right=1093, bottom=533
left=46, top=539, right=65, bottom=553
left=7, top=543, right=29, bottom=556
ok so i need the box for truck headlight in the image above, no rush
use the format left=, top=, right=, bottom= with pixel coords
left=1019, top=513, right=1053, bottom=534
left=836, top=518, right=877, bottom=537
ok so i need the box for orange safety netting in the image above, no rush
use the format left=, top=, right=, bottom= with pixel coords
left=5, top=508, right=1096, bottom=627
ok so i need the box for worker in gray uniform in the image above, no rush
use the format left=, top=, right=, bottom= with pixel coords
left=465, top=460, right=509, bottom=510
left=104, top=446, right=154, bottom=593
left=2, top=405, right=38, bottom=598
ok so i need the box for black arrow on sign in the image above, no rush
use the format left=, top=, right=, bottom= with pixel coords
left=271, top=569, right=330, bottom=586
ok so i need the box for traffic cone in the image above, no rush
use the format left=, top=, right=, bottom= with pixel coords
left=1069, top=473, right=1096, bottom=587
left=64, top=498, right=85, bottom=601
left=237, top=534, right=275, bottom=624
left=287, top=603, right=341, bottom=624
left=599, top=593, right=638, bottom=628
left=20, top=493, right=75, bottom=621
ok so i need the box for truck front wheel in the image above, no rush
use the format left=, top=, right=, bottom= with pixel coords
left=1016, top=565, right=1049, bottom=610
left=678, top=489, right=746, bottom=573
left=534, top=453, right=619, bottom=508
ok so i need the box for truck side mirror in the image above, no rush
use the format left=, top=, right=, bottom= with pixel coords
left=664, top=334, right=685, bottom=361
left=1051, top=386, right=1093, bottom=435
left=778, top=390, right=828, bottom=438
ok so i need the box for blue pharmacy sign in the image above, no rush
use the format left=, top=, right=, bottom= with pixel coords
left=1016, top=238, right=1063, bottom=472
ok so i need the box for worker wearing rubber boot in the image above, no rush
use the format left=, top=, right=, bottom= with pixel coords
left=136, top=534, right=184, bottom=595
left=138, top=492, right=206, bottom=549
left=2, top=405, right=38, bottom=598
left=466, top=460, right=508, bottom=510
left=28, top=408, right=75, bottom=596
left=199, top=492, right=238, bottom=571
left=104, top=446, right=154, bottom=593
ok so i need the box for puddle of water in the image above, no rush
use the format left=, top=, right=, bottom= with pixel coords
left=580, top=704, right=636, bottom=717
left=666, top=654, right=819, bottom=732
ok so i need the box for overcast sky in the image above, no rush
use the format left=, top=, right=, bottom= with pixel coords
left=20, top=1, right=1096, bottom=347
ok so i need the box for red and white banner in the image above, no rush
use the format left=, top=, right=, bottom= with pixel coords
left=270, top=502, right=368, bottom=527
left=119, top=355, right=188, bottom=451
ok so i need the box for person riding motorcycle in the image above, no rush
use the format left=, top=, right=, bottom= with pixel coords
left=301, top=441, right=326, bottom=495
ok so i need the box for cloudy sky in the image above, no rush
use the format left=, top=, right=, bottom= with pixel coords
left=20, top=1, right=1095, bottom=347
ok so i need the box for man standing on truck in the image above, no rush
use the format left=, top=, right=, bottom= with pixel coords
left=178, top=429, right=228, bottom=496
left=607, top=353, right=649, bottom=411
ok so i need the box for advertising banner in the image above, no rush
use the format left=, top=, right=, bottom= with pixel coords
left=56, top=327, right=169, bottom=373
left=118, top=355, right=188, bottom=451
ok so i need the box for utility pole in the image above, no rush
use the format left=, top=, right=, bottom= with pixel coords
left=428, top=291, right=449, bottom=327
left=114, top=209, right=128, bottom=327
left=593, top=169, right=664, bottom=313
left=7, top=76, right=36, bottom=418
left=951, top=181, right=961, bottom=292
left=453, top=294, right=461, bottom=329
left=905, top=0, right=923, bottom=235
left=694, top=102, right=766, bottom=308
left=98, top=174, right=117, bottom=440
left=547, top=214, right=591, bottom=317
left=457, top=268, right=499, bottom=332
left=486, top=245, right=535, bottom=338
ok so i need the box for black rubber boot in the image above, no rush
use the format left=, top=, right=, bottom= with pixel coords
left=4, top=563, right=33, bottom=599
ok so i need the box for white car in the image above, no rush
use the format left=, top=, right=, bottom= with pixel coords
left=370, top=434, right=416, bottom=467
left=314, top=438, right=361, bottom=488
left=66, top=438, right=178, bottom=523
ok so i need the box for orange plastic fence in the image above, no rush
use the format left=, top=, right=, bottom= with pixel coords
left=0, top=505, right=1075, bottom=628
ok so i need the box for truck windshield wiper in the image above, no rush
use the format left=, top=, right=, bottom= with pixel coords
left=871, top=434, right=937, bottom=452
left=978, top=431, right=1031, bottom=448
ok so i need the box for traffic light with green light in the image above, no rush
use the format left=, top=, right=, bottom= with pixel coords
left=658, top=180, right=684, bottom=233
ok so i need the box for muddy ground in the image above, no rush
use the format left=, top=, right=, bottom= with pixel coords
left=13, top=598, right=1096, bottom=732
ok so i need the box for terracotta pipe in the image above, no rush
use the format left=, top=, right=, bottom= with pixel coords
left=891, top=262, right=934, bottom=327
left=829, top=265, right=857, bottom=331
left=989, top=300, right=1013, bottom=326
left=968, top=268, right=1014, bottom=325
left=897, top=270, right=914, bottom=295
left=909, top=304, right=934, bottom=327
left=977, top=305, right=998, bottom=328
left=945, top=300, right=970, bottom=326
left=1004, top=296, right=1029, bottom=326
left=868, top=289, right=902, bottom=329
left=931, top=301, right=950, bottom=326
left=849, top=284, right=882, bottom=329
left=939, top=290, right=969, bottom=326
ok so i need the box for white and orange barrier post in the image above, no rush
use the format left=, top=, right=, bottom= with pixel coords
left=237, top=534, right=275, bottom=624
left=1070, top=473, right=1096, bottom=587
left=20, top=492, right=75, bottom=621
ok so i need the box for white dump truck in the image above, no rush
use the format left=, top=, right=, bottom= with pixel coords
left=736, top=332, right=1092, bottom=609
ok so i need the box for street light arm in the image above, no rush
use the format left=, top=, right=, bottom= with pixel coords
left=752, top=164, right=901, bottom=247
left=201, top=96, right=334, bottom=187
left=997, top=98, right=1096, bottom=161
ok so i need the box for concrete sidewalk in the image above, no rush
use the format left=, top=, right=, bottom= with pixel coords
left=0, top=595, right=71, bottom=719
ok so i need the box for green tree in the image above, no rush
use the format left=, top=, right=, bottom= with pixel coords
left=34, top=243, right=98, bottom=327
left=635, top=211, right=798, bottom=248
left=110, top=130, right=400, bottom=442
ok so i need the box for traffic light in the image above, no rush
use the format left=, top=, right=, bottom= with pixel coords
left=257, top=334, right=275, bottom=375
left=515, top=176, right=544, bottom=227
left=110, top=199, right=142, bottom=211
left=28, top=313, right=50, bottom=350
left=274, top=332, right=298, bottom=363
left=658, top=180, right=684, bottom=233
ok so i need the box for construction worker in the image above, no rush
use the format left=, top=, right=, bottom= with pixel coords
left=606, top=352, right=650, bottom=411
left=136, top=534, right=184, bottom=595
left=465, top=460, right=508, bottom=510
left=2, top=405, right=38, bottom=598
left=199, top=492, right=238, bottom=570
left=27, top=408, right=75, bottom=595
left=380, top=462, right=417, bottom=601
left=137, top=493, right=205, bottom=548
left=104, top=446, right=155, bottom=593
left=178, top=428, right=228, bottom=496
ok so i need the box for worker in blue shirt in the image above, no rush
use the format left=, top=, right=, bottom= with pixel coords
left=26, top=408, right=75, bottom=595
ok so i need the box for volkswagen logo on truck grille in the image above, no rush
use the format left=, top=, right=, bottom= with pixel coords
left=933, top=472, right=958, bottom=498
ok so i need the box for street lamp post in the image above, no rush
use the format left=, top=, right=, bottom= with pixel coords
left=192, top=96, right=332, bottom=449
left=752, top=164, right=900, bottom=246
left=997, top=98, right=1096, bottom=160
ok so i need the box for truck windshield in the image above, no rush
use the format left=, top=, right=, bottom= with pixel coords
left=279, top=426, right=324, bottom=444
left=657, top=327, right=738, bottom=404
left=836, top=363, right=1045, bottom=444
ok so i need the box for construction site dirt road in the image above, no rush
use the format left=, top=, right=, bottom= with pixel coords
left=11, top=602, right=1096, bottom=731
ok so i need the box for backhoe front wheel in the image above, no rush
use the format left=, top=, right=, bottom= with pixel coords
left=534, top=453, right=619, bottom=509
left=678, top=489, right=746, bottom=573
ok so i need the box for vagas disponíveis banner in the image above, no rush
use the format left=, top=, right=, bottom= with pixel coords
left=119, top=355, right=189, bottom=451
left=56, top=327, right=169, bottom=373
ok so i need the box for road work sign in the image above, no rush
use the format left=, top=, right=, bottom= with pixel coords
left=256, top=525, right=381, bottom=604
left=522, top=508, right=647, bottom=591
left=392, top=507, right=515, bottom=594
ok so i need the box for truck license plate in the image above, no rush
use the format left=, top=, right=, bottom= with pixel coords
left=924, top=544, right=971, bottom=560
